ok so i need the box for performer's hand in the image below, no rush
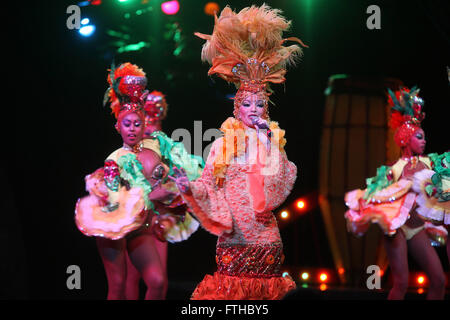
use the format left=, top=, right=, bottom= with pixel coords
left=152, top=200, right=187, bottom=216
left=168, top=167, right=190, bottom=193
left=148, top=184, right=178, bottom=201
left=253, top=117, right=269, bottom=130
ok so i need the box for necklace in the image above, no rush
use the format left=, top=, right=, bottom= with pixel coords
left=401, top=155, right=419, bottom=168
left=123, top=141, right=143, bottom=153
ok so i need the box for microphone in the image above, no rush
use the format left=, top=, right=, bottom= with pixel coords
left=249, top=115, right=269, bottom=130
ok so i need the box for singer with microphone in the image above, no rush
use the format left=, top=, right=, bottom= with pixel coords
left=169, top=4, right=307, bottom=300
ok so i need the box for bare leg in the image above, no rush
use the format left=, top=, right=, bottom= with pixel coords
left=153, top=237, right=168, bottom=298
left=407, top=230, right=446, bottom=300
left=383, top=231, right=409, bottom=300
left=127, top=233, right=166, bottom=300
left=125, top=251, right=141, bottom=300
left=96, top=237, right=127, bottom=300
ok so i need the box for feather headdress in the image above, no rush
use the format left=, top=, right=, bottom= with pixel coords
left=144, top=90, right=168, bottom=125
left=195, top=4, right=308, bottom=102
left=104, top=62, right=148, bottom=120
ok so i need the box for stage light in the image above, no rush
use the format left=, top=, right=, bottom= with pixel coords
left=78, top=0, right=101, bottom=6
left=301, top=272, right=309, bottom=281
left=204, top=2, right=219, bottom=16
left=161, top=1, right=179, bottom=15
left=81, top=18, right=89, bottom=25
left=417, top=275, right=426, bottom=286
left=319, top=272, right=328, bottom=282
left=319, top=284, right=327, bottom=291
left=79, top=24, right=96, bottom=37
left=338, top=267, right=345, bottom=275
left=280, top=211, right=289, bottom=219
left=417, top=288, right=424, bottom=294
left=117, top=41, right=149, bottom=53
left=296, top=200, right=305, bottom=209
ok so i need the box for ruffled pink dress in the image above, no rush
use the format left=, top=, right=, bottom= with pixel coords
left=182, top=133, right=297, bottom=300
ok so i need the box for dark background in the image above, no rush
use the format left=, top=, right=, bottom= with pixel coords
left=4, top=0, right=449, bottom=299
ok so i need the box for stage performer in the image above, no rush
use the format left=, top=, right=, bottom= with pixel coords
left=170, top=4, right=307, bottom=300
left=344, top=86, right=446, bottom=300
left=75, top=62, right=202, bottom=299
left=124, top=89, right=205, bottom=299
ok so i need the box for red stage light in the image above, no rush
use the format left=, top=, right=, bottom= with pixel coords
left=204, top=2, right=219, bottom=16
left=296, top=200, right=305, bottom=209
left=319, top=272, right=328, bottom=282
left=319, top=284, right=327, bottom=291
left=417, top=275, right=426, bottom=286
left=280, top=210, right=289, bottom=219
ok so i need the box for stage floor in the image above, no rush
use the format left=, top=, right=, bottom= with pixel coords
left=166, top=281, right=450, bottom=300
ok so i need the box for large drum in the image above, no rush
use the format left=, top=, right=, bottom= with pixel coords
left=318, top=75, right=403, bottom=286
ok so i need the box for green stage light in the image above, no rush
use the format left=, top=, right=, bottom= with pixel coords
left=117, top=41, right=150, bottom=53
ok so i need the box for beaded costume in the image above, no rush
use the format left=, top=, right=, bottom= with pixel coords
left=183, top=4, right=306, bottom=300
left=75, top=63, right=203, bottom=242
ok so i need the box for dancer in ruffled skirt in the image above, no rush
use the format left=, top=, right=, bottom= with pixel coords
left=344, top=87, right=446, bottom=299
left=75, top=63, right=203, bottom=299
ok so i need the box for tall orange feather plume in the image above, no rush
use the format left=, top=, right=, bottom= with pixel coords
left=195, top=4, right=308, bottom=94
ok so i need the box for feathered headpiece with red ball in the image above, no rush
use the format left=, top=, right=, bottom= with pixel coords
left=103, top=62, right=148, bottom=121
left=387, top=86, right=425, bottom=147
left=144, top=90, right=168, bottom=126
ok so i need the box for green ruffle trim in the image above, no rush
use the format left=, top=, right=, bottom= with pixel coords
left=150, top=131, right=205, bottom=181
left=117, top=153, right=155, bottom=211
left=428, top=152, right=450, bottom=202
left=429, top=152, right=450, bottom=176
left=363, top=165, right=393, bottom=201
left=425, top=183, right=435, bottom=197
